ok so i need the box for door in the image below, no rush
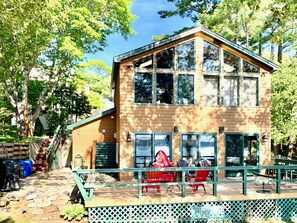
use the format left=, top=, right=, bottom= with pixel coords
left=225, top=134, right=259, bottom=177
left=95, top=143, right=117, bottom=168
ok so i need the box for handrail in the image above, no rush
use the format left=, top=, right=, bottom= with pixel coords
left=46, top=125, right=61, bottom=155
left=72, top=165, right=297, bottom=202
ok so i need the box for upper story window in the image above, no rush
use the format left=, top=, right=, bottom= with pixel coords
left=176, top=40, right=195, bottom=71
left=156, top=48, right=174, bottom=69
left=243, top=77, right=259, bottom=107
left=243, top=60, right=260, bottom=73
left=156, top=73, right=174, bottom=104
left=223, top=51, right=240, bottom=73
left=177, top=74, right=194, bottom=105
left=133, top=40, right=196, bottom=105
left=202, top=75, right=219, bottom=106
left=134, top=72, right=152, bottom=104
left=134, top=55, right=153, bottom=69
left=202, top=41, right=261, bottom=107
left=223, top=76, right=239, bottom=106
left=203, top=41, right=220, bottom=72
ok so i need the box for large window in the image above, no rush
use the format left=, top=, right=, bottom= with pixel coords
left=223, top=76, right=239, bottom=106
left=133, top=40, right=196, bottom=105
left=134, top=72, right=152, bottom=103
left=177, top=74, right=194, bottom=105
left=223, top=51, right=240, bottom=73
left=202, top=41, right=261, bottom=107
left=156, top=48, right=174, bottom=69
left=203, top=41, right=220, bottom=72
left=181, top=133, right=217, bottom=166
left=134, top=133, right=172, bottom=168
left=156, top=73, right=174, bottom=104
left=202, top=75, right=219, bottom=106
left=243, top=60, right=260, bottom=73
left=243, top=77, right=259, bottom=107
left=176, top=40, right=195, bottom=71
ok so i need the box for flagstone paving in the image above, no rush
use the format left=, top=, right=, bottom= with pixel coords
left=0, top=168, right=88, bottom=223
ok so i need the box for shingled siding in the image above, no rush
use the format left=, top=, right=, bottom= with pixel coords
left=72, top=112, right=116, bottom=169
left=116, top=35, right=271, bottom=179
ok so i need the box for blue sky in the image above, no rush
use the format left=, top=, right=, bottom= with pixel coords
left=86, top=0, right=194, bottom=67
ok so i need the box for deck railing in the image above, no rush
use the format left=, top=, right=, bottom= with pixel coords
left=72, top=163, right=297, bottom=202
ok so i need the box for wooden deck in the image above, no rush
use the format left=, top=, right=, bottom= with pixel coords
left=85, top=176, right=297, bottom=208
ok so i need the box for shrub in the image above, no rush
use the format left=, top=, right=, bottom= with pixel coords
left=61, top=204, right=88, bottom=221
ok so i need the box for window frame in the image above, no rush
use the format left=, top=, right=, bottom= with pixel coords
left=134, top=132, right=173, bottom=169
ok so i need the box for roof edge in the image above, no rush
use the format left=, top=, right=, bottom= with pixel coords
left=112, top=25, right=279, bottom=71
left=66, top=107, right=116, bottom=130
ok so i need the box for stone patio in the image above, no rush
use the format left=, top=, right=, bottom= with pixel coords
left=0, top=168, right=88, bottom=223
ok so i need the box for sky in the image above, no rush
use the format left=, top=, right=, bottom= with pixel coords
left=85, top=0, right=194, bottom=67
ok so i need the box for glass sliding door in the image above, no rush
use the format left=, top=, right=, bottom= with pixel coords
left=225, top=133, right=259, bottom=177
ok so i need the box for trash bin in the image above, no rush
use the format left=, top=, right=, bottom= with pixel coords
left=18, top=160, right=33, bottom=178
left=0, top=158, right=21, bottom=192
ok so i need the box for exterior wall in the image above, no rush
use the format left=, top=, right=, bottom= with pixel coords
left=72, top=112, right=116, bottom=169
left=116, top=34, right=272, bottom=179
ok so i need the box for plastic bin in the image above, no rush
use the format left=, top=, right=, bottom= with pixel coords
left=18, top=160, right=33, bottom=178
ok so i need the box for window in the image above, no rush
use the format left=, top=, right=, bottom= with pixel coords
left=176, top=40, right=195, bottom=71
left=243, top=60, right=260, bottom=73
left=223, top=76, right=239, bottom=106
left=134, top=55, right=153, bottom=69
left=203, top=75, right=219, bottom=106
left=203, top=41, right=220, bottom=72
left=134, top=72, right=152, bottom=103
left=177, top=74, right=194, bottom=105
left=181, top=134, right=216, bottom=166
left=223, top=51, right=240, bottom=73
left=243, top=77, right=259, bottom=107
left=135, top=133, right=172, bottom=168
left=156, top=48, right=174, bottom=69
left=156, top=73, right=173, bottom=104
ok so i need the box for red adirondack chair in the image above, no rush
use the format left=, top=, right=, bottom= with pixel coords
left=186, top=169, right=210, bottom=193
left=142, top=171, right=163, bottom=196
left=152, top=150, right=176, bottom=182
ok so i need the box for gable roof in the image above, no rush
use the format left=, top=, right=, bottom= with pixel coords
left=112, top=26, right=279, bottom=85
left=66, top=107, right=115, bottom=130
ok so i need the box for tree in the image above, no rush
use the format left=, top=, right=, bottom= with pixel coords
left=199, top=0, right=270, bottom=50
left=271, top=57, right=297, bottom=157
left=0, top=0, right=135, bottom=139
left=46, top=83, right=92, bottom=134
left=73, top=60, right=112, bottom=109
left=158, top=0, right=221, bottom=22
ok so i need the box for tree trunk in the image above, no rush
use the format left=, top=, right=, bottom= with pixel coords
left=270, top=41, right=275, bottom=62
left=277, top=40, right=283, bottom=63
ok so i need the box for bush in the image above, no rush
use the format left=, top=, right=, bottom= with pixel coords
left=61, top=204, right=88, bottom=221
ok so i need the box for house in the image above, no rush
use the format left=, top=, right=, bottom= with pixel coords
left=69, top=26, right=279, bottom=178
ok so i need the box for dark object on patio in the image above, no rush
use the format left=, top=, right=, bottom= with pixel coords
left=152, top=150, right=176, bottom=182
left=142, top=171, right=163, bottom=196
left=186, top=169, right=210, bottom=193
left=0, top=158, right=21, bottom=192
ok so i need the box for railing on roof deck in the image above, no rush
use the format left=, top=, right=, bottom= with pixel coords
left=72, top=163, right=297, bottom=202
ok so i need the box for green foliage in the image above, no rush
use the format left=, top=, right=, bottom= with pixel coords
left=158, top=0, right=220, bottom=22
left=271, top=57, right=297, bottom=146
left=46, top=84, right=91, bottom=134
left=0, top=0, right=135, bottom=138
left=74, top=60, right=112, bottom=109
left=61, top=204, right=88, bottom=221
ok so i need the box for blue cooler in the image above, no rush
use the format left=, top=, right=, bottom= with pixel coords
left=18, top=160, right=33, bottom=178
